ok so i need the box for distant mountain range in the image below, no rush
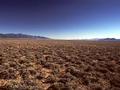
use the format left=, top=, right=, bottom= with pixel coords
left=0, top=33, right=50, bottom=39
left=92, top=38, right=120, bottom=41
left=0, top=34, right=119, bottom=41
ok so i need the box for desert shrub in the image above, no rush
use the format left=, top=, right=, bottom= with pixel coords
left=18, top=59, right=26, bottom=64
left=18, top=56, right=29, bottom=64
left=90, top=85, right=102, bottom=90
left=45, top=56, right=53, bottom=61
left=64, top=82, right=75, bottom=90
left=58, top=78, right=71, bottom=84
left=110, top=75, right=120, bottom=88
left=35, top=54, right=42, bottom=59
left=25, top=64, right=32, bottom=67
left=103, top=72, right=113, bottom=80
left=66, top=66, right=84, bottom=78
left=81, top=78, right=89, bottom=86
left=48, top=82, right=74, bottom=90
left=1, top=81, right=44, bottom=90
left=47, top=82, right=64, bottom=90
left=45, top=75, right=57, bottom=83
left=0, top=69, right=17, bottom=79
left=116, top=66, right=120, bottom=73
left=24, top=79, right=38, bottom=86
left=2, top=63, right=10, bottom=69
left=44, top=63, right=60, bottom=70
left=29, top=69, right=37, bottom=75
left=59, top=72, right=76, bottom=81
left=8, top=68, right=18, bottom=79
left=36, top=60, right=42, bottom=65
left=95, top=67, right=108, bottom=74
left=36, top=71, right=46, bottom=80
left=0, top=57, right=3, bottom=65
left=65, top=66, right=76, bottom=72
left=26, top=56, right=35, bottom=62
left=9, top=62, right=18, bottom=68
left=89, top=77, right=99, bottom=83
left=110, top=87, right=120, bottom=90
left=51, top=68, right=59, bottom=75
left=19, top=64, right=27, bottom=70
left=64, top=63, right=69, bottom=67
left=19, top=69, right=30, bottom=80
left=36, top=65, right=42, bottom=71
left=84, top=66, right=93, bottom=72
left=0, top=70, right=9, bottom=79
left=83, top=72, right=99, bottom=83
left=55, top=58, right=64, bottom=64
left=40, top=59, right=47, bottom=65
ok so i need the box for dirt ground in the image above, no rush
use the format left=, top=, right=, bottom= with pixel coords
left=0, top=39, right=120, bottom=90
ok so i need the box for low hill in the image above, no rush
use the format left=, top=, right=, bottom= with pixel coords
left=99, top=38, right=120, bottom=41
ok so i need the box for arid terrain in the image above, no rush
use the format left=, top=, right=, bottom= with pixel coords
left=0, top=39, right=120, bottom=90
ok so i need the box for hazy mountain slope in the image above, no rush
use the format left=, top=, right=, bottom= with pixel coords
left=0, top=33, right=50, bottom=39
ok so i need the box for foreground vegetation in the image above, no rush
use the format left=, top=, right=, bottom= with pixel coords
left=0, top=39, right=120, bottom=90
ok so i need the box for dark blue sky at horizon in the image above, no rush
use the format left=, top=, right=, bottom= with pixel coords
left=0, top=0, right=120, bottom=39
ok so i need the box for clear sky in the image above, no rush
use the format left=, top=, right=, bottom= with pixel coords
left=0, top=0, right=120, bottom=39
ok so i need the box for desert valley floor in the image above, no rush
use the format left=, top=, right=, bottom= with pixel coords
left=0, top=39, right=120, bottom=90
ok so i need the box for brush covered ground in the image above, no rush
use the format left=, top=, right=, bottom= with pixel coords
left=0, top=39, right=120, bottom=90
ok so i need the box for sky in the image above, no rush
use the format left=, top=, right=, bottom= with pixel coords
left=0, top=0, right=120, bottom=39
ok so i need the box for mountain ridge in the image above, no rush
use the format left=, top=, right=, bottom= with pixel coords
left=0, top=33, right=50, bottom=39
left=92, top=38, right=120, bottom=41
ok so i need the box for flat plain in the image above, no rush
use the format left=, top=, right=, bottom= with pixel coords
left=0, top=39, right=120, bottom=90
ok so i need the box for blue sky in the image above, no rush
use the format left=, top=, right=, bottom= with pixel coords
left=0, top=0, right=120, bottom=39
